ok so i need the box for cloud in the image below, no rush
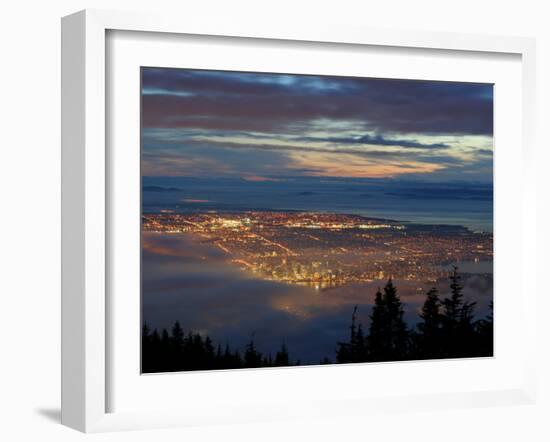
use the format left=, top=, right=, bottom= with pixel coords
left=286, top=151, right=446, bottom=178
left=310, top=133, right=450, bottom=149
left=141, top=141, right=296, bottom=177
left=176, top=129, right=451, bottom=150
left=141, top=131, right=491, bottom=179
left=242, top=175, right=283, bottom=182
left=141, top=68, right=493, bottom=180
left=142, top=69, right=494, bottom=136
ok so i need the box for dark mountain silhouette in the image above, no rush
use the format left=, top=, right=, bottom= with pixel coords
left=143, top=185, right=182, bottom=192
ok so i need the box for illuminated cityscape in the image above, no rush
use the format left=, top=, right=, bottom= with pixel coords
left=143, top=211, right=493, bottom=289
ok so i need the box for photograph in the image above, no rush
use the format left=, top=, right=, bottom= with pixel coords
left=140, top=67, right=494, bottom=373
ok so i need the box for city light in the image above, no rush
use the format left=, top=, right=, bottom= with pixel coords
left=143, top=211, right=493, bottom=288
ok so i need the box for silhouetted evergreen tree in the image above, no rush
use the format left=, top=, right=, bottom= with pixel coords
left=441, top=266, right=477, bottom=357
left=367, top=290, right=386, bottom=361
left=337, top=305, right=366, bottom=363
left=443, top=267, right=462, bottom=323
left=244, top=338, right=263, bottom=368
left=262, top=353, right=273, bottom=367
left=353, top=323, right=367, bottom=361
left=171, top=321, right=183, bottom=345
left=366, top=280, right=408, bottom=361
left=142, top=323, right=152, bottom=372
left=416, top=287, right=443, bottom=358
left=382, top=279, right=409, bottom=359
left=475, top=301, right=494, bottom=356
left=222, top=344, right=233, bottom=369
left=204, top=336, right=215, bottom=367
left=234, top=350, right=243, bottom=367
left=150, top=329, right=162, bottom=371
left=275, top=342, right=290, bottom=366
left=142, top=323, right=151, bottom=339
left=214, top=344, right=223, bottom=369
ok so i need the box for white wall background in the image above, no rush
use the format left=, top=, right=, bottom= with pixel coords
left=0, top=1, right=548, bottom=441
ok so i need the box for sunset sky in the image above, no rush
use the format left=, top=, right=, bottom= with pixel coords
left=141, top=68, right=493, bottom=182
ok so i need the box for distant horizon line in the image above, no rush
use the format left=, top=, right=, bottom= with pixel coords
left=142, top=175, right=494, bottom=185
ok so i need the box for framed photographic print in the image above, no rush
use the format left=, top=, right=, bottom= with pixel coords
left=61, top=9, right=537, bottom=432
left=140, top=67, right=495, bottom=373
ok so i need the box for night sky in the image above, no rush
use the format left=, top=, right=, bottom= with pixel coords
left=141, top=68, right=493, bottom=182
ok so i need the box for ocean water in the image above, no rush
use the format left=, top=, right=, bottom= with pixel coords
left=142, top=176, right=493, bottom=232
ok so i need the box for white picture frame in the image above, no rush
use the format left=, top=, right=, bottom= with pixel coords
left=61, top=9, right=537, bottom=433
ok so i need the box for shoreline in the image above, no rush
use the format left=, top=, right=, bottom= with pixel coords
left=142, top=207, right=494, bottom=235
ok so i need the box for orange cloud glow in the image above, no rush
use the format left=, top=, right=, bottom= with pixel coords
left=289, top=152, right=446, bottom=178
left=241, top=175, right=282, bottom=182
